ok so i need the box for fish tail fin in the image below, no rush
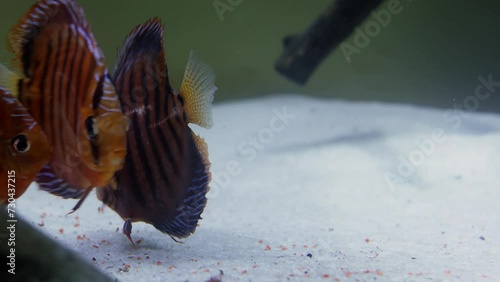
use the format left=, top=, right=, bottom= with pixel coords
left=179, top=50, right=217, bottom=129
left=0, top=64, right=21, bottom=97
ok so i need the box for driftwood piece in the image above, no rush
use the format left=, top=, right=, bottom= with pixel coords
left=275, top=0, right=384, bottom=85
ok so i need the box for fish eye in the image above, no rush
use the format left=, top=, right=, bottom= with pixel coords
left=85, top=116, right=98, bottom=139
left=12, top=134, right=30, bottom=153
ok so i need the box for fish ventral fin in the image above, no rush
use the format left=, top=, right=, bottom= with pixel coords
left=36, top=165, right=85, bottom=199
left=0, top=64, right=21, bottom=97
left=123, top=219, right=136, bottom=247
left=179, top=50, right=217, bottom=129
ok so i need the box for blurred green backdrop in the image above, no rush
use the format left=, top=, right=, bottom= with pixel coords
left=1, top=0, right=499, bottom=112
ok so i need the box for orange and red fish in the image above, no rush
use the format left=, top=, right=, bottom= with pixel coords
left=0, top=0, right=128, bottom=211
left=1, top=86, right=51, bottom=202
left=97, top=19, right=215, bottom=244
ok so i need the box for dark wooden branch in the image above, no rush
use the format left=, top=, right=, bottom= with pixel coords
left=275, top=0, right=384, bottom=85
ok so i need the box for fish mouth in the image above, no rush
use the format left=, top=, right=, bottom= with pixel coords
left=89, top=148, right=126, bottom=173
left=108, top=149, right=127, bottom=168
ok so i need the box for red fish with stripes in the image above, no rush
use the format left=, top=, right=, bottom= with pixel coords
left=0, top=0, right=128, bottom=211
left=0, top=87, right=51, bottom=202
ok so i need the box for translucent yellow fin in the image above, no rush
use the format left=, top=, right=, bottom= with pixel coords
left=0, top=64, right=21, bottom=97
left=179, top=50, right=217, bottom=129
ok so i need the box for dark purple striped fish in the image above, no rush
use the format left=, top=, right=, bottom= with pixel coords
left=97, top=18, right=215, bottom=245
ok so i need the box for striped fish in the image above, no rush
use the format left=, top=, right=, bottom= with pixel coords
left=0, top=0, right=128, bottom=211
left=96, top=19, right=215, bottom=245
left=0, top=87, right=51, bottom=202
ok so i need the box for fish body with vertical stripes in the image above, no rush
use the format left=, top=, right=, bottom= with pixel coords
left=97, top=19, right=216, bottom=244
left=0, top=0, right=128, bottom=211
left=0, top=87, right=51, bottom=202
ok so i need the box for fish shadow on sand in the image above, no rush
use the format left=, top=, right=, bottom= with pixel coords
left=267, top=130, right=385, bottom=153
left=454, top=118, right=500, bottom=136
left=83, top=226, right=262, bottom=261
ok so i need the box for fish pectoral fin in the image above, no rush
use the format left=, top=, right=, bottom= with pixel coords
left=0, top=64, right=21, bottom=97
left=179, top=50, right=217, bottom=129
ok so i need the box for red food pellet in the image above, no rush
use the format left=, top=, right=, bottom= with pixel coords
left=322, top=274, right=330, bottom=278
left=265, top=245, right=271, bottom=251
left=155, top=261, right=162, bottom=266
left=59, top=228, right=64, bottom=234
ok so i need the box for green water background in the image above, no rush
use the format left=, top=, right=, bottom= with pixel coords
left=1, top=0, right=499, bottom=112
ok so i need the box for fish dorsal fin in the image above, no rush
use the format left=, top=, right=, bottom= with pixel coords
left=114, top=18, right=166, bottom=77
left=113, top=18, right=171, bottom=120
left=179, top=51, right=217, bottom=129
left=8, top=0, right=93, bottom=76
